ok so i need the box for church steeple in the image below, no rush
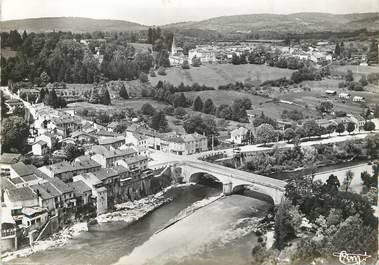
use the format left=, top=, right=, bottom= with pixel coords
left=171, top=36, right=177, bottom=55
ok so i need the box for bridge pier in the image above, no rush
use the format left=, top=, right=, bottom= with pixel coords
left=222, top=181, right=233, bottom=195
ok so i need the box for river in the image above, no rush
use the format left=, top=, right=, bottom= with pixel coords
left=7, top=185, right=270, bottom=265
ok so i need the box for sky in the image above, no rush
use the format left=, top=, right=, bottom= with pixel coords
left=1, top=0, right=378, bottom=25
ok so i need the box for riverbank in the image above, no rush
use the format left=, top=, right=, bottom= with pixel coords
left=2, top=222, right=87, bottom=262
left=3, top=183, right=191, bottom=263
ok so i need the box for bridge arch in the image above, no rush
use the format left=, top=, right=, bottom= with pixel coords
left=232, top=184, right=275, bottom=205
left=188, top=172, right=223, bottom=190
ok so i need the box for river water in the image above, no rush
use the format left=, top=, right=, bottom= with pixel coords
left=8, top=185, right=270, bottom=265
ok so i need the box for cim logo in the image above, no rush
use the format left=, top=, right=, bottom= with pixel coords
left=333, top=251, right=371, bottom=265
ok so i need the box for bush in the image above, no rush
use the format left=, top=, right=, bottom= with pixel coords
left=157, top=67, right=167, bottom=76
left=181, top=60, right=190, bottom=69
left=141, top=103, right=156, bottom=116
left=338, top=82, right=347, bottom=88
left=175, top=107, right=187, bottom=118
left=149, top=69, right=156, bottom=77
left=348, top=81, right=364, bottom=91
left=139, top=72, right=149, bottom=83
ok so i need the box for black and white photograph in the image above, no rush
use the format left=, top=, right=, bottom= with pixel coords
left=0, top=0, right=378, bottom=264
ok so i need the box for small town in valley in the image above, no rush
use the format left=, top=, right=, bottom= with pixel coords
left=0, top=2, right=379, bottom=265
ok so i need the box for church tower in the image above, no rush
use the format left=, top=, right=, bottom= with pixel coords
left=171, top=36, right=177, bottom=55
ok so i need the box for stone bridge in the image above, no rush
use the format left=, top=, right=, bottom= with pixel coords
left=150, top=160, right=287, bottom=205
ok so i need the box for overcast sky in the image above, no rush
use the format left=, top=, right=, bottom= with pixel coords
left=2, top=0, right=378, bottom=25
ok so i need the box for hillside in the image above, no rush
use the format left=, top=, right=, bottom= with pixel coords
left=0, top=17, right=147, bottom=32
left=164, top=12, right=379, bottom=33
left=1, top=13, right=378, bottom=34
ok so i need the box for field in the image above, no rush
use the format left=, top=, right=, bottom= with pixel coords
left=183, top=90, right=319, bottom=120
left=149, top=64, right=295, bottom=87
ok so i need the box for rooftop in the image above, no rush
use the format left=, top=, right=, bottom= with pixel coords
left=98, top=136, right=125, bottom=145
left=68, top=180, right=91, bottom=195
left=49, top=178, right=74, bottom=194
left=124, top=155, right=148, bottom=165
left=39, top=161, right=75, bottom=175
left=6, top=187, right=37, bottom=202
left=30, top=182, right=61, bottom=199
left=10, top=162, right=34, bottom=177
left=91, top=145, right=137, bottom=159
left=33, top=140, right=48, bottom=146
left=0, top=153, right=21, bottom=164
left=1, top=177, right=16, bottom=191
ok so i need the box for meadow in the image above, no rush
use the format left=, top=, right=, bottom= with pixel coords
left=149, top=64, right=295, bottom=87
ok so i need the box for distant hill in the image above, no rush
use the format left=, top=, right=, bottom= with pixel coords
left=1, top=13, right=378, bottom=34
left=0, top=17, right=147, bottom=33
left=164, top=12, right=379, bottom=33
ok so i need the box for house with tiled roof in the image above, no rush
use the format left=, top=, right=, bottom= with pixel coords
left=160, top=133, right=208, bottom=155
left=0, top=153, right=21, bottom=177
left=98, top=136, right=125, bottom=149
left=32, top=140, right=49, bottom=156
left=115, top=156, right=148, bottom=171
left=3, top=187, right=39, bottom=214
left=38, top=158, right=101, bottom=182
left=230, top=127, right=250, bottom=145
left=90, top=145, right=137, bottom=168
left=68, top=180, right=92, bottom=206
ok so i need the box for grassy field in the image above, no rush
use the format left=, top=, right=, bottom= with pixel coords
left=149, top=64, right=295, bottom=87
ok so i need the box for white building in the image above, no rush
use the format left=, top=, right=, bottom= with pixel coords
left=32, top=140, right=49, bottom=156
left=188, top=45, right=217, bottom=64
left=230, top=127, right=250, bottom=144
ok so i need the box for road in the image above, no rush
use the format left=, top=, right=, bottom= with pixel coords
left=148, top=129, right=378, bottom=165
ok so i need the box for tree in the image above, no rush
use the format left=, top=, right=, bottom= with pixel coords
left=334, top=43, right=341, bottom=57
left=193, top=96, right=203, bottom=112
left=139, top=72, right=149, bottom=83
left=64, top=144, right=84, bottom=161
left=295, top=127, right=306, bottom=139
left=327, top=124, right=336, bottom=136
left=134, top=52, right=153, bottom=73
left=181, top=60, right=190, bottom=69
left=151, top=111, right=169, bottom=132
left=13, top=105, right=25, bottom=117
left=365, top=133, right=379, bottom=158
left=346, top=122, right=355, bottom=134
left=341, top=170, right=354, bottom=192
left=119, top=84, right=129, bottom=99
left=303, top=120, right=320, bottom=139
left=274, top=199, right=300, bottom=250
left=363, top=121, right=375, bottom=132
left=100, top=87, right=111, bottom=105
left=175, top=107, right=187, bottom=118
left=191, top=56, right=201, bottom=67
left=173, top=93, right=187, bottom=108
left=40, top=71, right=50, bottom=86
left=1, top=92, right=9, bottom=118
left=44, top=88, right=58, bottom=108
left=256, top=124, right=276, bottom=145
left=203, top=98, right=215, bottom=114
left=336, top=122, right=345, bottom=135
left=324, top=174, right=340, bottom=193
left=317, top=101, right=334, bottom=113
left=157, top=66, right=166, bottom=76
left=345, top=70, right=354, bottom=82
left=359, top=75, right=368, bottom=87
left=367, top=39, right=378, bottom=65
left=284, top=128, right=296, bottom=143
left=1, top=116, right=29, bottom=153
left=141, top=103, right=156, bottom=116
left=37, top=88, right=47, bottom=103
